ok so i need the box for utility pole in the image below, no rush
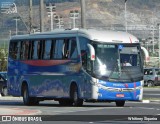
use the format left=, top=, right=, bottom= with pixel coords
left=29, top=0, right=33, bottom=33
left=40, top=0, right=44, bottom=32
left=125, top=0, right=127, bottom=32
left=80, top=0, right=86, bottom=28
left=152, top=12, right=155, bottom=54
left=158, top=23, right=160, bottom=67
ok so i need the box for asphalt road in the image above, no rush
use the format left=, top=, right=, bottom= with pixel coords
left=143, top=88, right=160, bottom=99
left=0, top=98, right=160, bottom=123
left=0, top=87, right=159, bottom=123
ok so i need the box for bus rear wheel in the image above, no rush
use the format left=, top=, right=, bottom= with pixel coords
left=70, top=85, right=83, bottom=107
left=22, top=85, right=39, bottom=106
left=1, top=87, right=8, bottom=96
left=115, top=101, right=125, bottom=107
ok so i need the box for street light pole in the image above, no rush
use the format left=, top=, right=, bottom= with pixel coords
left=46, top=3, right=56, bottom=31
left=152, top=12, right=155, bottom=54
left=13, top=17, right=20, bottom=35
left=70, top=10, right=79, bottom=28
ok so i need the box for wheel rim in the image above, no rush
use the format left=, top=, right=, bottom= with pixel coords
left=23, top=88, right=28, bottom=104
left=3, top=88, right=7, bottom=96
left=148, top=81, right=153, bottom=87
left=73, top=88, right=78, bottom=105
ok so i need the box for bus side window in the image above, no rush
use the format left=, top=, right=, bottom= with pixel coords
left=62, top=39, right=70, bottom=59
left=32, top=41, right=39, bottom=59
left=43, top=40, right=52, bottom=60
left=55, top=39, right=63, bottom=59
left=70, top=38, right=78, bottom=59
left=20, top=41, right=29, bottom=60
left=81, top=50, right=87, bottom=69
left=50, top=40, right=56, bottom=59
left=79, top=37, right=90, bottom=70
left=9, top=41, right=19, bottom=60
left=30, top=41, right=34, bottom=59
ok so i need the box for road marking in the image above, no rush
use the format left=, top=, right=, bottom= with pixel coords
left=142, top=100, right=150, bottom=103
left=137, top=107, right=155, bottom=110
left=42, top=107, right=123, bottom=115
left=144, top=93, right=160, bottom=95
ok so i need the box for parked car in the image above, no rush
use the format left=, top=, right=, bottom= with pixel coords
left=0, top=72, right=7, bottom=96
left=144, top=67, right=160, bottom=87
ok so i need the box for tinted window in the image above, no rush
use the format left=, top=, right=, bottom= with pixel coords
left=155, top=69, right=160, bottom=75
left=55, top=39, right=63, bottom=59
left=43, top=40, right=52, bottom=60
left=32, top=41, right=39, bottom=59
left=70, top=38, right=78, bottom=59
left=144, top=69, right=153, bottom=75
left=9, top=41, right=20, bottom=60
left=20, top=41, right=29, bottom=60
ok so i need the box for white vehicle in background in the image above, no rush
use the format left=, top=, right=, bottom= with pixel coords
left=144, top=67, right=160, bottom=87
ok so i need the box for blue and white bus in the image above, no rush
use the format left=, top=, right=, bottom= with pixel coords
left=7, top=29, right=144, bottom=106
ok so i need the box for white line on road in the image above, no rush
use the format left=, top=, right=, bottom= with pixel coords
left=144, top=93, right=160, bottom=96
left=137, top=107, right=155, bottom=110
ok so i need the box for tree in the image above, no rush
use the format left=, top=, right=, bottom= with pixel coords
left=0, top=48, right=8, bottom=71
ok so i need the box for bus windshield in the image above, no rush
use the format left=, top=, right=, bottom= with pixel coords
left=92, top=43, right=143, bottom=82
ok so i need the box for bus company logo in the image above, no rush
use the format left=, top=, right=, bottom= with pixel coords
left=118, top=88, right=123, bottom=92
left=2, top=116, right=11, bottom=121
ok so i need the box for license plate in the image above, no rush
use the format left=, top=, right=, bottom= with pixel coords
left=116, top=94, right=124, bottom=98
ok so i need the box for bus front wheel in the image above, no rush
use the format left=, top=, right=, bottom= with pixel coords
left=70, top=85, right=83, bottom=107
left=115, top=101, right=125, bottom=107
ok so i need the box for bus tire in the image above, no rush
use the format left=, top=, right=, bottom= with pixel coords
left=147, top=81, right=154, bottom=87
left=23, top=85, right=32, bottom=105
left=115, top=100, right=125, bottom=107
left=1, top=87, right=8, bottom=96
left=22, top=85, right=39, bottom=106
left=70, top=85, right=83, bottom=107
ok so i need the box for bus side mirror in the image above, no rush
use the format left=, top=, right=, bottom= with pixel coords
left=87, top=44, right=95, bottom=61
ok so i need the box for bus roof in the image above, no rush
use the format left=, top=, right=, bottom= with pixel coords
left=11, top=29, right=139, bottom=43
